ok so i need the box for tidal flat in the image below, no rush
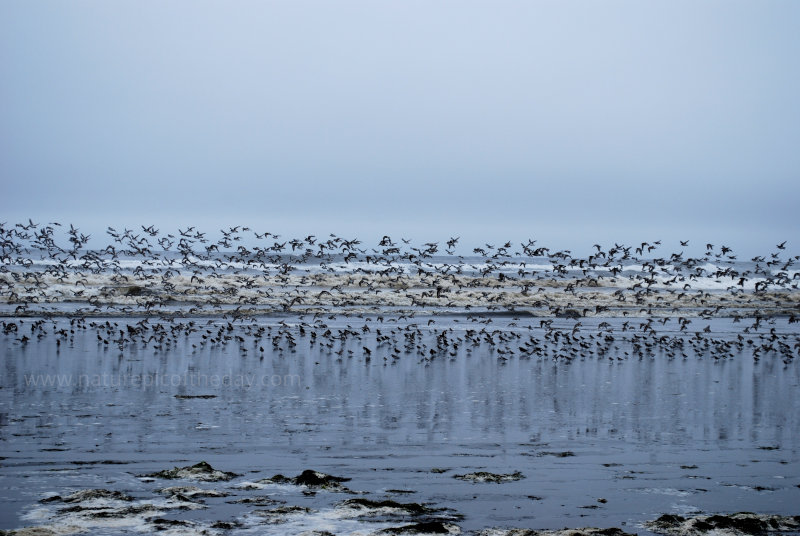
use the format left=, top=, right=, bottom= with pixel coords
left=1, top=226, right=799, bottom=534
left=1, top=314, right=798, bottom=535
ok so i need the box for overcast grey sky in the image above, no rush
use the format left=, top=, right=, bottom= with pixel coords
left=1, top=1, right=798, bottom=255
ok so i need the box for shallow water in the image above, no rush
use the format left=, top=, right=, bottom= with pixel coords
left=1, top=315, right=799, bottom=535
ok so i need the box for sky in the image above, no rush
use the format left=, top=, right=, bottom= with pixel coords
left=1, top=1, right=798, bottom=256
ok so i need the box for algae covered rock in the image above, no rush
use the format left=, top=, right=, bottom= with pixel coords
left=339, top=497, right=434, bottom=516
left=374, top=521, right=461, bottom=536
left=645, top=512, right=800, bottom=536
left=476, top=528, right=635, bottom=536
left=259, top=469, right=352, bottom=491
left=453, top=471, right=524, bottom=483
left=144, top=461, right=240, bottom=482
left=374, top=520, right=461, bottom=534
left=294, top=469, right=351, bottom=487
left=40, top=488, right=134, bottom=504
left=155, top=485, right=228, bottom=499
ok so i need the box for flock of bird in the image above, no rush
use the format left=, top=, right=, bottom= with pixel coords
left=1, top=221, right=798, bottom=363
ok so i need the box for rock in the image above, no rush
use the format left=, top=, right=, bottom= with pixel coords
left=476, top=529, right=537, bottom=536
left=156, top=485, right=228, bottom=499
left=294, top=469, right=351, bottom=487
left=645, top=512, right=800, bottom=535
left=557, top=309, right=582, bottom=319
left=475, top=528, right=634, bottom=536
left=89, top=504, right=162, bottom=518
left=705, top=515, right=767, bottom=534
left=537, top=451, right=575, bottom=458
left=1, top=529, right=62, bottom=536
left=649, top=514, right=687, bottom=527
left=252, top=505, right=312, bottom=519
left=210, top=521, right=245, bottom=529
left=589, top=530, right=636, bottom=536
left=144, top=461, right=240, bottom=482
left=264, top=474, right=292, bottom=483
left=374, top=521, right=461, bottom=534
left=453, top=471, right=524, bottom=483
left=476, top=531, right=536, bottom=536
left=339, top=498, right=433, bottom=515
left=227, top=495, right=284, bottom=506
left=260, top=469, right=352, bottom=491
left=150, top=518, right=192, bottom=527
left=41, top=489, right=134, bottom=503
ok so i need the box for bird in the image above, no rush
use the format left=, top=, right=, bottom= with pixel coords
left=1, top=219, right=796, bottom=370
